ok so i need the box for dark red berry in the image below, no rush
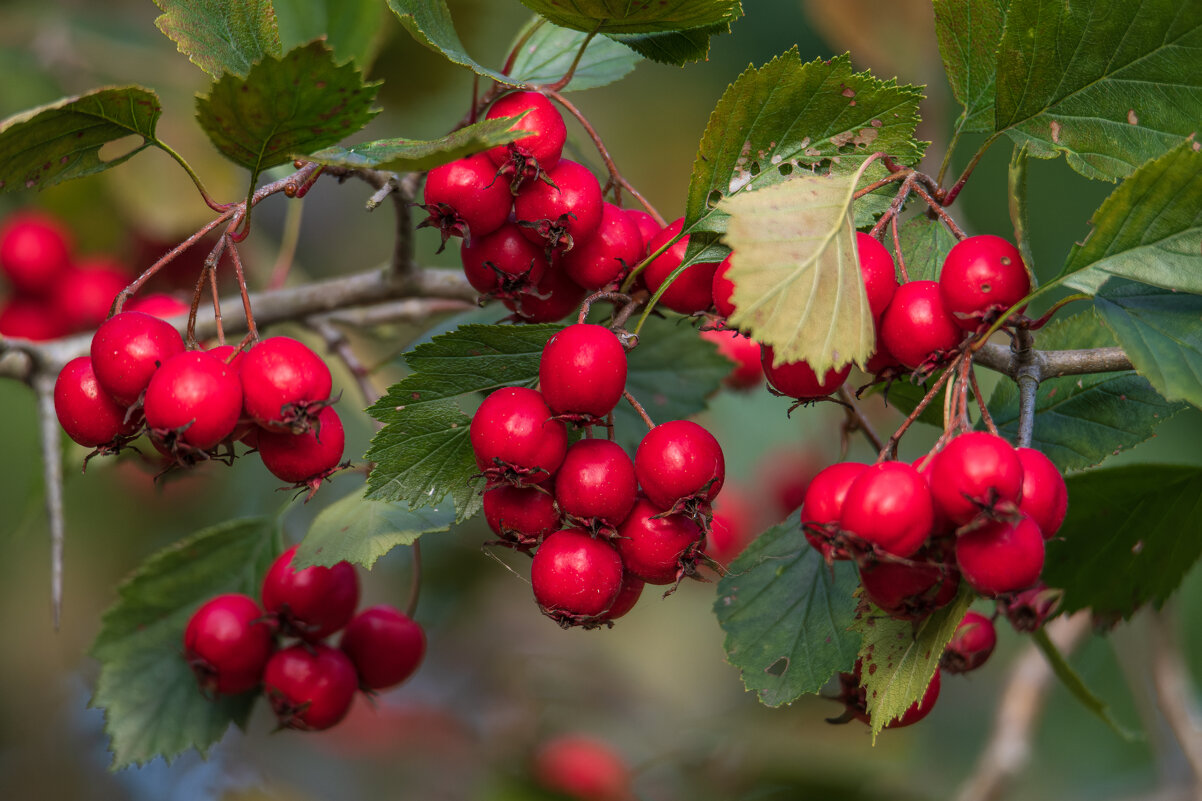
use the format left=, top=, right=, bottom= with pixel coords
left=483, top=484, right=561, bottom=550
left=761, top=344, right=851, bottom=400
left=263, top=644, right=358, bottom=731
left=51, top=257, right=131, bottom=331
left=183, top=593, right=274, bottom=696
left=90, top=310, right=186, bottom=406
left=555, top=438, right=638, bottom=532
left=700, top=326, right=762, bottom=389
left=889, top=668, right=941, bottom=728
left=599, top=572, right=645, bottom=622
left=1016, top=447, right=1068, bottom=538
left=470, top=386, right=567, bottom=486
left=485, top=91, right=567, bottom=175
left=561, top=202, right=643, bottom=290
left=999, top=582, right=1061, bottom=632
left=956, top=515, right=1045, bottom=597
left=615, top=497, right=704, bottom=585
left=0, top=210, right=71, bottom=296
left=514, top=159, right=604, bottom=254
left=126, top=293, right=190, bottom=320
left=839, top=461, right=934, bottom=558
left=261, top=544, right=359, bottom=641
left=420, top=154, right=513, bottom=250
left=460, top=220, right=548, bottom=298
left=856, top=232, right=898, bottom=322
left=801, top=461, right=868, bottom=560
left=941, top=610, right=997, bottom=673
left=54, top=356, right=139, bottom=447
left=834, top=661, right=941, bottom=729
left=859, top=550, right=959, bottom=621
left=531, top=528, right=624, bottom=627
left=711, top=255, right=737, bottom=318
left=704, top=485, right=759, bottom=567
left=634, top=419, right=725, bottom=514
left=879, top=280, right=962, bottom=370
left=539, top=323, right=627, bottom=422
left=340, top=605, right=426, bottom=690
left=939, top=235, right=1031, bottom=330
left=239, top=337, right=332, bottom=432
left=929, top=432, right=1024, bottom=526
left=503, top=262, right=587, bottom=323
left=625, top=210, right=660, bottom=256
left=642, top=218, right=720, bottom=315
left=143, top=351, right=243, bottom=450
left=533, top=735, right=632, bottom=801
left=257, top=405, right=346, bottom=492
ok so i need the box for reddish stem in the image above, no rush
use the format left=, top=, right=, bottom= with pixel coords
left=623, top=390, right=655, bottom=431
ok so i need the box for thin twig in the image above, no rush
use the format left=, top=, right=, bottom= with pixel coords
left=311, top=318, right=378, bottom=406
left=226, top=239, right=258, bottom=343
left=1013, top=327, right=1039, bottom=449
left=913, top=183, right=967, bottom=239
left=970, top=366, right=999, bottom=436
left=623, top=390, right=655, bottom=430
left=838, top=385, right=884, bottom=452
left=879, top=361, right=958, bottom=460
left=34, top=372, right=65, bottom=628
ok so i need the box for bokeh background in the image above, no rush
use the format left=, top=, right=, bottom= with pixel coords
left=1, top=1, right=1201, bottom=799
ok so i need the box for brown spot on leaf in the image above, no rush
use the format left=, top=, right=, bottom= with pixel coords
left=1050, top=120, right=1061, bottom=144
left=1127, top=109, right=1139, bottom=125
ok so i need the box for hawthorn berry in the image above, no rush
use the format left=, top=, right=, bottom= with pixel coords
left=485, top=91, right=567, bottom=178
left=999, top=583, right=1061, bottom=632
left=470, top=386, right=567, bottom=486
left=939, top=234, right=1030, bottom=330
left=704, top=486, right=758, bottom=566
left=420, top=153, right=513, bottom=250
left=1016, top=447, right=1068, bottom=538
left=928, top=431, right=1024, bottom=526
left=263, top=644, right=359, bottom=731
left=889, top=668, right=941, bottom=728
left=955, top=515, right=1045, bottom=597
left=531, top=528, right=624, bottom=626
left=539, top=323, right=627, bottom=422
left=54, top=356, right=139, bottom=448
left=879, top=280, right=962, bottom=371
left=340, top=605, right=426, bottom=690
left=633, top=419, right=725, bottom=514
left=143, top=350, right=243, bottom=451
left=858, top=549, right=959, bottom=620
left=256, top=405, right=347, bottom=492
left=941, top=610, right=997, bottom=674
left=839, top=461, right=935, bottom=558
left=834, top=661, right=941, bottom=729
left=0, top=296, right=69, bottom=341
left=532, top=735, right=633, bottom=801
left=642, top=218, right=719, bottom=315
left=51, top=258, right=131, bottom=331
left=261, top=543, right=359, bottom=640
left=761, top=344, right=851, bottom=400
left=615, top=497, right=705, bottom=585
left=711, top=255, right=737, bottom=318
left=856, top=232, right=898, bottom=322
left=460, top=220, right=548, bottom=299
left=0, top=210, right=71, bottom=296
left=700, top=326, right=762, bottom=389
left=561, top=202, right=643, bottom=290
left=503, top=262, right=587, bottom=324
left=239, top=337, right=333, bottom=432
left=90, top=310, right=186, bottom=406
left=554, top=438, right=638, bottom=532
left=126, top=293, right=190, bottom=320
left=598, top=571, right=645, bottom=623
left=624, top=209, right=660, bottom=256
left=801, top=461, right=868, bottom=560
left=183, top=593, right=274, bottom=696
left=514, top=159, right=603, bottom=253
left=482, top=484, right=561, bottom=550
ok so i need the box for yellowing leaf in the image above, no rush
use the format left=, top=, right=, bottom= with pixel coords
left=722, top=168, right=874, bottom=374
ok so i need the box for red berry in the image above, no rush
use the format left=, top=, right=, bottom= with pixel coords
left=955, top=515, right=1045, bottom=597
left=634, top=419, right=725, bottom=513
left=126, top=293, right=190, bottom=320
left=839, top=461, right=934, bottom=558
left=801, top=462, right=868, bottom=560
left=54, top=356, right=139, bottom=447
left=625, top=209, right=660, bottom=255
left=837, top=661, right=941, bottom=729
left=539, top=323, right=627, bottom=422
left=1016, top=447, right=1068, bottom=538
left=999, top=582, right=1061, bottom=632
left=554, top=438, right=638, bottom=532
left=503, top=262, right=587, bottom=323
left=340, top=605, right=426, bottom=690
left=761, top=344, right=851, bottom=400
left=257, top=405, right=346, bottom=488
left=711, top=255, right=737, bottom=317
left=239, top=337, right=332, bottom=432
left=485, top=91, right=567, bottom=173
left=599, top=572, right=644, bottom=622
left=890, top=668, right=941, bottom=728
left=531, top=528, right=624, bottom=626
left=858, top=549, right=959, bottom=620
left=0, top=210, right=71, bottom=295
left=183, top=593, right=274, bottom=696
left=514, top=160, right=604, bottom=254
left=928, top=432, right=1024, bottom=526
left=51, top=258, right=131, bottom=331
left=863, top=330, right=903, bottom=374
left=0, top=296, right=69, bottom=341
left=90, top=311, right=186, bottom=406
left=470, top=386, right=567, bottom=485
left=616, top=497, right=704, bottom=585
left=642, top=218, right=720, bottom=315
left=856, top=232, right=898, bottom=322
left=460, top=220, right=548, bottom=298
left=533, top=735, right=632, bottom=801
left=941, top=610, right=997, bottom=673
left=421, top=154, right=513, bottom=249
left=143, top=351, right=243, bottom=450
left=939, top=235, right=1031, bottom=330
left=879, top=280, right=962, bottom=370
left=700, top=326, right=762, bottom=389
left=263, top=644, right=358, bottom=731
left=261, top=544, right=359, bottom=641
left=483, top=484, right=561, bottom=550
left=561, top=202, right=643, bottom=290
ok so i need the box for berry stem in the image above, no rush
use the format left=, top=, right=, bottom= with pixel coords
left=936, top=116, right=968, bottom=187
left=879, top=358, right=958, bottom=461
left=889, top=215, right=910, bottom=283
left=838, top=386, right=884, bottom=453
left=577, top=291, right=632, bottom=324
left=969, top=366, right=999, bottom=436
left=110, top=211, right=234, bottom=316
left=623, top=390, right=655, bottom=431
left=227, top=238, right=259, bottom=343
left=544, top=25, right=600, bottom=92
left=942, top=133, right=1001, bottom=208
left=1025, top=293, right=1091, bottom=330
left=152, top=140, right=228, bottom=212
left=913, top=183, right=967, bottom=239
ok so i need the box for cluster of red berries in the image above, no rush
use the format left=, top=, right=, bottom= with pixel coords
left=471, top=322, right=727, bottom=627
left=0, top=210, right=187, bottom=341
left=183, top=546, right=426, bottom=731
left=53, top=315, right=346, bottom=493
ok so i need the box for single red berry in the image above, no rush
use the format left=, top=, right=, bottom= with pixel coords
left=929, top=431, right=1024, bottom=526
left=460, top=220, right=548, bottom=299
left=0, top=296, right=69, bottom=341
left=761, top=344, right=851, bottom=400
left=599, top=572, right=644, bottom=622
left=561, top=202, right=643, bottom=290
left=483, top=484, right=561, bottom=550
left=51, top=258, right=131, bottom=331
left=555, top=438, right=638, bottom=532
left=261, top=544, right=359, bottom=641
left=1016, top=447, right=1068, bottom=538
left=616, top=497, right=705, bottom=585
left=858, top=548, right=959, bottom=621
left=90, top=310, right=186, bottom=406
left=340, top=605, right=426, bottom=690
left=257, top=405, right=346, bottom=491
left=999, top=582, right=1062, bottom=632
left=503, top=262, right=587, bottom=323
left=183, top=593, right=275, bottom=696
left=941, top=610, right=998, bottom=673
left=514, top=160, right=604, bottom=254
left=839, top=461, right=934, bottom=558
left=239, top=337, right=332, bottom=432
left=939, top=235, right=1031, bottom=330
left=801, top=462, right=868, bottom=560
left=533, top=734, right=633, bottom=801
left=879, top=280, right=962, bottom=370
left=539, top=323, right=628, bottom=422
left=126, top=293, right=190, bottom=320
left=485, top=91, right=567, bottom=175
left=711, top=255, right=737, bottom=318
left=634, top=419, right=725, bottom=514
left=0, top=210, right=71, bottom=296
left=625, top=210, right=660, bottom=256
left=956, top=515, right=1045, bottom=597
left=531, top=528, right=624, bottom=626
left=856, top=232, right=898, bottom=322
left=420, top=154, right=514, bottom=251
left=263, top=644, right=358, bottom=731
left=642, top=218, right=720, bottom=315
left=700, top=326, right=762, bottom=389
left=143, top=351, right=243, bottom=450
left=470, top=386, right=567, bottom=486
left=54, top=356, right=139, bottom=447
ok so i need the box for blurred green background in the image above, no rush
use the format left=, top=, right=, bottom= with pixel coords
left=1, top=1, right=1200, bottom=799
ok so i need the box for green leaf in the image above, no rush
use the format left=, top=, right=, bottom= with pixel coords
left=387, top=0, right=517, bottom=85
left=516, top=0, right=742, bottom=34
left=195, top=40, right=380, bottom=177
left=1044, top=465, right=1202, bottom=620
left=993, top=0, right=1202, bottom=181
left=1061, top=141, right=1202, bottom=295
left=896, top=214, right=957, bottom=282
left=721, top=168, right=876, bottom=375
left=275, top=0, right=385, bottom=68
left=855, top=590, right=972, bottom=741
left=0, top=87, right=161, bottom=193
left=507, top=18, right=641, bottom=91
left=714, top=521, right=861, bottom=707
left=1032, top=627, right=1141, bottom=741
left=683, top=50, right=926, bottom=265
left=1094, top=280, right=1202, bottom=410
left=90, top=518, right=278, bottom=769
left=608, top=23, right=729, bottom=66
left=296, top=486, right=455, bottom=570
left=933, top=0, right=1008, bottom=133
left=986, top=310, right=1186, bottom=471
left=307, top=116, right=528, bottom=173
left=365, top=324, right=562, bottom=521
left=153, top=0, right=281, bottom=79
left=1008, top=143, right=1036, bottom=273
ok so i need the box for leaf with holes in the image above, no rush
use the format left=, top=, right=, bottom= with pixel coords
left=0, top=87, right=162, bottom=194
left=275, top=0, right=385, bottom=68
left=855, top=589, right=972, bottom=741
left=387, top=0, right=517, bottom=85
left=307, top=116, right=528, bottom=173
left=714, top=521, right=861, bottom=707
left=993, top=0, right=1202, bottom=181
left=507, top=17, right=640, bottom=90
left=153, top=0, right=281, bottom=79
left=933, top=0, right=1008, bottom=133
left=517, top=0, right=742, bottom=34
left=195, top=40, right=379, bottom=178
left=89, top=518, right=278, bottom=769
left=721, top=168, right=876, bottom=375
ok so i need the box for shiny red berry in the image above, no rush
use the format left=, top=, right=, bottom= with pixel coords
left=261, top=544, right=359, bottom=640
left=531, top=528, right=624, bottom=626
left=561, top=202, right=643, bottom=290
left=470, top=386, right=567, bottom=485
left=761, top=344, right=851, bottom=400
left=143, top=351, right=243, bottom=450
left=420, top=154, right=513, bottom=250
left=1016, top=447, right=1068, bottom=538
left=514, top=159, right=603, bottom=253
left=263, top=644, right=358, bottom=731
left=598, top=572, right=645, bottom=623
left=485, top=91, right=567, bottom=173
left=879, top=280, right=962, bottom=370
left=90, top=310, right=186, bottom=406
left=929, top=432, right=1024, bottom=526
left=856, top=233, right=898, bottom=322
left=642, top=218, right=720, bottom=315
left=858, top=549, right=959, bottom=621
left=0, top=210, right=71, bottom=296
left=939, top=235, right=1030, bottom=330
left=711, top=255, right=737, bottom=318
left=955, top=515, right=1045, bottom=597
left=502, top=263, right=587, bottom=323
left=52, top=258, right=132, bottom=331
left=257, top=405, right=346, bottom=491
left=183, top=593, right=274, bottom=696
left=615, top=497, right=704, bottom=585
left=839, top=461, right=934, bottom=558
left=941, top=610, right=997, bottom=673
left=0, top=297, right=69, bottom=341
left=460, top=220, right=548, bottom=298
left=54, top=356, right=138, bottom=447
left=634, top=419, right=725, bottom=513
left=539, top=323, right=627, bottom=422
left=801, top=462, right=868, bottom=560
left=239, top=337, right=332, bottom=432
left=340, top=605, right=426, bottom=690
left=555, top=438, right=638, bottom=532
left=700, top=326, right=762, bottom=390
left=483, top=484, right=561, bottom=550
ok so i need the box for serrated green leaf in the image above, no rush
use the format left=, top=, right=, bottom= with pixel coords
left=683, top=50, right=926, bottom=269
left=517, top=0, right=741, bottom=34
left=608, top=23, right=728, bottom=65
left=986, top=310, right=1185, bottom=471
left=296, top=485, right=455, bottom=569
left=1044, top=465, right=1202, bottom=620
left=195, top=40, right=379, bottom=175
left=307, top=116, right=528, bottom=173
left=1032, top=627, right=1141, bottom=740
left=721, top=169, right=876, bottom=375
left=508, top=18, right=641, bottom=91
left=90, top=518, right=278, bottom=769
left=0, top=87, right=161, bottom=193
left=1094, top=280, right=1202, bottom=410
left=275, top=0, right=385, bottom=68
left=153, top=0, right=281, bottom=79
left=994, top=0, right=1202, bottom=181
left=1061, top=141, right=1202, bottom=295
left=714, top=521, right=861, bottom=707
left=933, top=0, right=1008, bottom=133
left=387, top=0, right=517, bottom=85
left=855, top=590, right=972, bottom=741
left=897, top=214, right=957, bottom=282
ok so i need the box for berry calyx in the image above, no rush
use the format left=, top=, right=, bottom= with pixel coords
left=928, top=431, right=1025, bottom=526
left=999, top=583, right=1062, bottom=632
left=955, top=515, right=1045, bottom=597
left=183, top=593, right=275, bottom=696
left=470, top=386, right=567, bottom=486
left=460, top=220, right=548, bottom=299
left=941, top=610, right=998, bottom=674
left=261, top=544, right=360, bottom=640
left=54, top=356, right=139, bottom=448
left=554, top=438, right=638, bottom=533
left=514, top=159, right=603, bottom=254
left=939, top=234, right=1031, bottom=330
left=539, top=323, right=628, bottom=423
left=761, top=344, right=851, bottom=401
left=879, top=280, right=962, bottom=371
left=485, top=91, right=567, bottom=181
left=143, top=350, right=243, bottom=451
left=858, top=548, right=959, bottom=621
left=502, top=262, right=587, bottom=323
left=531, top=528, right=624, bottom=627
left=263, top=644, right=359, bottom=731
left=483, top=484, right=561, bottom=551
left=90, top=311, right=186, bottom=406
left=856, top=232, right=898, bottom=322
left=1016, top=447, right=1068, bottom=538
left=340, top=605, right=426, bottom=690
left=642, top=218, right=720, bottom=315
left=420, top=154, right=513, bottom=251
left=615, top=497, right=705, bottom=585
left=634, top=419, right=725, bottom=515
left=839, top=461, right=935, bottom=558
left=239, top=337, right=333, bottom=433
